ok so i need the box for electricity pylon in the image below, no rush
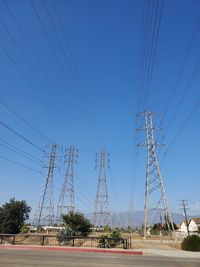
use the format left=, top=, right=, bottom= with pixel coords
left=93, top=149, right=110, bottom=227
left=36, top=144, right=57, bottom=228
left=57, top=146, right=78, bottom=223
left=128, top=201, right=134, bottom=230
left=137, top=111, right=174, bottom=238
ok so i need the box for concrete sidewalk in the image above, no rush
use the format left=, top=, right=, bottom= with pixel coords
left=140, top=248, right=200, bottom=258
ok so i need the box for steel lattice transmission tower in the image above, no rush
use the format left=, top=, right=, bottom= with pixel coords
left=128, top=201, right=134, bottom=230
left=93, top=149, right=110, bottom=227
left=57, top=146, right=78, bottom=223
left=36, top=144, right=57, bottom=228
left=137, top=111, right=174, bottom=238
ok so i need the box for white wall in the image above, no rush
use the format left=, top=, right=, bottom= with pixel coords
left=189, top=220, right=198, bottom=232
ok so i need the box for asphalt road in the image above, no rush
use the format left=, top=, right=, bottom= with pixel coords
left=0, top=249, right=200, bottom=267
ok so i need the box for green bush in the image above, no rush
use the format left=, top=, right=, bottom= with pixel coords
left=98, top=231, right=121, bottom=248
left=181, top=235, right=200, bottom=251
left=57, top=228, right=77, bottom=245
left=98, top=234, right=109, bottom=248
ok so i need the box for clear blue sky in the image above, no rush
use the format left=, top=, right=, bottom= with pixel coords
left=0, top=0, right=200, bottom=219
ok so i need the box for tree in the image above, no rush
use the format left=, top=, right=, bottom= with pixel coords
left=152, top=223, right=163, bottom=231
left=151, top=223, right=163, bottom=234
left=0, top=198, right=31, bottom=234
left=62, top=211, right=92, bottom=236
left=163, top=222, right=178, bottom=232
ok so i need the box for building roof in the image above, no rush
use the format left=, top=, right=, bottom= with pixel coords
left=180, top=220, right=187, bottom=225
left=190, top=218, right=200, bottom=224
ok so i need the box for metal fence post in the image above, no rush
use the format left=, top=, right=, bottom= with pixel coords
left=41, top=236, right=45, bottom=246
left=12, top=235, right=15, bottom=245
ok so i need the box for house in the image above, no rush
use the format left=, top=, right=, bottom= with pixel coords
left=179, top=220, right=188, bottom=233
left=189, top=218, right=200, bottom=232
left=179, top=218, right=200, bottom=234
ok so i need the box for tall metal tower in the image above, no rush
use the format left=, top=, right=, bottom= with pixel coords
left=57, top=146, right=78, bottom=223
left=93, top=149, right=110, bottom=227
left=128, top=201, right=134, bottom=230
left=36, top=144, right=57, bottom=227
left=137, top=111, right=174, bottom=238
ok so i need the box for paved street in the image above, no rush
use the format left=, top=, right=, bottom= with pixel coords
left=0, top=249, right=200, bottom=267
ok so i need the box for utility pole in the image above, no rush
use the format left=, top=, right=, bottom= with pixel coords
left=180, top=200, right=190, bottom=236
left=93, top=149, right=110, bottom=227
left=36, top=144, right=57, bottom=228
left=137, top=111, right=174, bottom=238
left=57, top=146, right=78, bottom=223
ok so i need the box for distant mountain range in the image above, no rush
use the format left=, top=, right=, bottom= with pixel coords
left=86, top=211, right=200, bottom=228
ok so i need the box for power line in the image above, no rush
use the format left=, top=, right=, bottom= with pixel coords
left=163, top=54, right=200, bottom=138
left=161, top=95, right=200, bottom=161
left=143, top=0, right=164, bottom=110
left=0, top=98, right=50, bottom=144
left=138, top=0, right=164, bottom=113
left=0, top=137, right=41, bottom=163
left=42, top=0, right=98, bottom=143
left=50, top=0, right=104, bottom=146
left=0, top=40, right=61, bottom=144
left=162, top=17, right=200, bottom=121
left=0, top=0, right=103, bottom=159
left=138, top=0, right=152, bottom=114
left=30, top=0, right=98, bottom=154
left=74, top=179, right=94, bottom=206
left=0, top=120, right=46, bottom=154
left=0, top=155, right=41, bottom=174
left=1, top=0, right=92, bottom=150
left=0, top=142, right=42, bottom=166
left=0, top=40, right=45, bottom=110
left=0, top=6, right=76, bottom=144
left=74, top=171, right=94, bottom=203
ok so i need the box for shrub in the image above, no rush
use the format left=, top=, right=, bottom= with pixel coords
left=20, top=224, right=29, bottom=234
left=98, top=234, right=109, bottom=248
left=57, top=227, right=77, bottom=245
left=181, top=235, right=200, bottom=251
left=98, top=230, right=121, bottom=248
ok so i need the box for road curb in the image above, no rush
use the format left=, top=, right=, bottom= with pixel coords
left=0, top=245, right=143, bottom=255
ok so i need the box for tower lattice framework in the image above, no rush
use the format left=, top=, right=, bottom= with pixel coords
left=36, top=144, right=57, bottom=227
left=93, top=149, right=110, bottom=227
left=57, top=146, right=78, bottom=223
left=128, top=201, right=134, bottom=230
left=137, top=111, right=174, bottom=238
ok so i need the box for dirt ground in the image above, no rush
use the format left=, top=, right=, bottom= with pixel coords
left=131, top=239, right=181, bottom=250
left=93, top=232, right=182, bottom=250
left=123, top=234, right=182, bottom=250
